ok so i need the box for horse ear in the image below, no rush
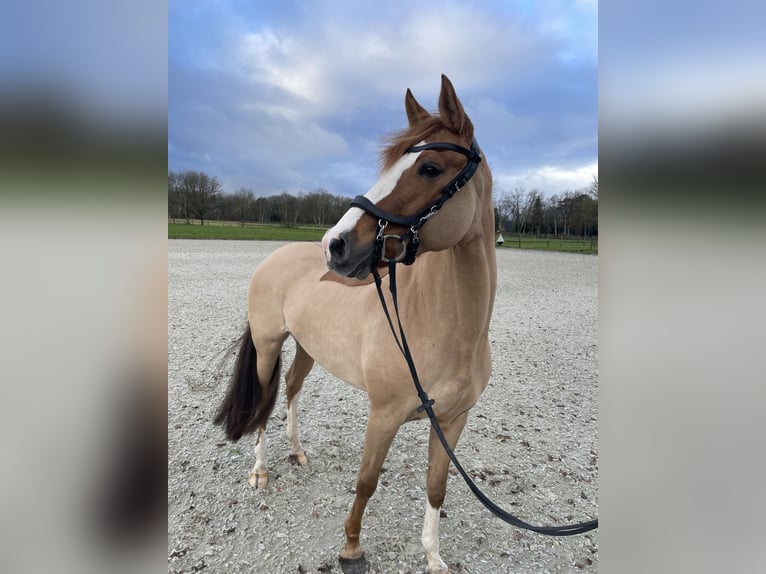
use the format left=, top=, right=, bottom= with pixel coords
left=405, top=88, right=430, bottom=127
left=438, top=74, right=471, bottom=135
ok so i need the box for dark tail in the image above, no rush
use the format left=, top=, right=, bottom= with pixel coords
left=213, top=323, right=281, bottom=441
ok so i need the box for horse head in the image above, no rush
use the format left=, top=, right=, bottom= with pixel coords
left=322, top=75, right=491, bottom=279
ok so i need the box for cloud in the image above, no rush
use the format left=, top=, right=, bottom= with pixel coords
left=495, top=160, right=598, bottom=196
left=169, top=0, right=597, bottom=197
left=169, top=62, right=352, bottom=194
left=230, top=4, right=545, bottom=117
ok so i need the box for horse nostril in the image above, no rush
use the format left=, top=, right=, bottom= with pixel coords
left=329, top=237, right=346, bottom=261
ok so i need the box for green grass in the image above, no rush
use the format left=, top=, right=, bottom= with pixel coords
left=497, top=235, right=598, bottom=254
left=168, top=221, right=326, bottom=241
left=168, top=222, right=597, bottom=254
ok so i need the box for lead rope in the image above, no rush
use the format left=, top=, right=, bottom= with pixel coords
left=371, top=260, right=598, bottom=536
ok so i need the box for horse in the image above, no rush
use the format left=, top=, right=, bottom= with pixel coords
left=214, top=75, right=496, bottom=574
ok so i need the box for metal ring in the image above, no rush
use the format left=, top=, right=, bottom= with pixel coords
left=380, top=234, right=408, bottom=263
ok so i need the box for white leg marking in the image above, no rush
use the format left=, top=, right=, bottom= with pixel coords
left=422, top=502, right=447, bottom=573
left=248, top=429, right=268, bottom=487
left=321, top=144, right=424, bottom=258
left=253, top=430, right=266, bottom=472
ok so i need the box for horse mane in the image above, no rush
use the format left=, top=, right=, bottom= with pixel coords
left=380, top=116, right=448, bottom=172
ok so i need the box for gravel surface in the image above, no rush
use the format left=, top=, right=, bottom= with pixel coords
left=168, top=239, right=598, bottom=574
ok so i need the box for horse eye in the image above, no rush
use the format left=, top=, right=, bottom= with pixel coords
left=419, top=163, right=442, bottom=178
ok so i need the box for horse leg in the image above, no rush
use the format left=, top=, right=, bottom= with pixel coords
left=248, top=426, right=268, bottom=488
left=214, top=320, right=286, bottom=489
left=245, top=338, right=284, bottom=489
left=285, top=342, right=314, bottom=465
left=339, top=409, right=401, bottom=573
left=421, top=411, right=469, bottom=574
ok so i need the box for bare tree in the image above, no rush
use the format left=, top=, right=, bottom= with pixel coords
left=493, top=186, right=515, bottom=233
left=527, top=190, right=544, bottom=236
left=546, top=194, right=560, bottom=237
left=509, top=187, right=526, bottom=234
left=292, top=192, right=303, bottom=226
left=176, top=170, right=199, bottom=224
left=178, top=170, right=222, bottom=225
left=589, top=175, right=598, bottom=200
left=269, top=192, right=302, bottom=226
left=509, top=187, right=538, bottom=246
left=303, top=188, right=334, bottom=226
left=556, top=190, right=597, bottom=238
left=557, top=191, right=576, bottom=237
left=233, top=188, right=254, bottom=225
left=254, top=197, right=268, bottom=224
left=168, top=171, right=183, bottom=222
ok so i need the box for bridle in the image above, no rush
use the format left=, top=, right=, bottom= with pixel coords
left=350, top=136, right=599, bottom=537
left=350, top=139, right=482, bottom=266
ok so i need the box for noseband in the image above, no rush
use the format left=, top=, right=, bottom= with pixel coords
left=350, top=139, right=482, bottom=266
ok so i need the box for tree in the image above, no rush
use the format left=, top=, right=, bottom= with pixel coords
left=527, top=190, right=544, bottom=236
left=556, top=191, right=597, bottom=238
left=271, top=193, right=297, bottom=227
left=546, top=194, right=560, bottom=236
left=589, top=175, right=598, bottom=200
left=493, top=207, right=502, bottom=233
left=174, top=170, right=223, bottom=225
left=253, top=197, right=269, bottom=224
left=493, top=186, right=539, bottom=245
left=493, top=186, right=514, bottom=232
left=233, top=188, right=255, bottom=225
left=303, top=188, right=335, bottom=226
left=508, top=187, right=526, bottom=234
left=175, top=170, right=198, bottom=224
left=168, top=171, right=183, bottom=221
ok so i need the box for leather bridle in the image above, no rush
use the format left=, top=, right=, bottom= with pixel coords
left=350, top=139, right=482, bottom=266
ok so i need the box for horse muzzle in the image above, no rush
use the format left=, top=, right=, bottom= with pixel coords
left=323, top=230, right=375, bottom=279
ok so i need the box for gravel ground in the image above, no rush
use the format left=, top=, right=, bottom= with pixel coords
left=168, top=239, right=598, bottom=574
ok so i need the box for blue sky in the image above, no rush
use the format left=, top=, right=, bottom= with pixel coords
left=168, top=0, right=597, bottom=198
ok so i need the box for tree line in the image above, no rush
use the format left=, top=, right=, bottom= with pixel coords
left=169, top=170, right=351, bottom=227
left=169, top=170, right=598, bottom=238
left=494, top=177, right=598, bottom=239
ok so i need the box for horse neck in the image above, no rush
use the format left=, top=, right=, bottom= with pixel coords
left=409, top=180, right=497, bottom=337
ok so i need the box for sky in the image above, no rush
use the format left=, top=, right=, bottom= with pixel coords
left=168, top=0, right=597, bottom=198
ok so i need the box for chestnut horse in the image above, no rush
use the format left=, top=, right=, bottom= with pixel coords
left=215, top=75, right=496, bottom=573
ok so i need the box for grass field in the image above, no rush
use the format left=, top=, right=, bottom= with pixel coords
left=168, top=222, right=597, bottom=254
left=168, top=221, right=326, bottom=242
left=497, top=235, right=598, bottom=254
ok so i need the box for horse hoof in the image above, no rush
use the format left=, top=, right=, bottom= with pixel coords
left=289, top=451, right=308, bottom=465
left=427, top=560, right=449, bottom=574
left=248, top=470, right=268, bottom=489
left=338, top=554, right=368, bottom=574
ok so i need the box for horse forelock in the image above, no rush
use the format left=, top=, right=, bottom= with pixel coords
left=381, top=112, right=475, bottom=173
left=380, top=116, right=447, bottom=172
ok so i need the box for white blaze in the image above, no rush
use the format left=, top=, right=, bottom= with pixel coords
left=321, top=143, right=424, bottom=258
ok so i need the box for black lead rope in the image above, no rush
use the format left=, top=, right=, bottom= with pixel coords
left=371, top=260, right=598, bottom=536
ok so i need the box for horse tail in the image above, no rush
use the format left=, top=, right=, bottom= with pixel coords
left=213, top=323, right=281, bottom=442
